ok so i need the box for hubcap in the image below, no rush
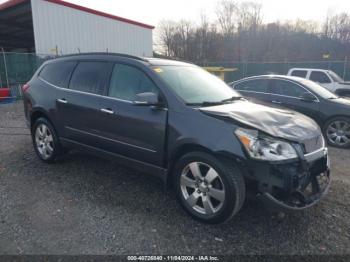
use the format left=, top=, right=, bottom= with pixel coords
left=35, top=124, right=54, bottom=159
left=326, top=120, right=350, bottom=146
left=180, top=162, right=225, bottom=215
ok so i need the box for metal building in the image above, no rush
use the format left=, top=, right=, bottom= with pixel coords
left=0, top=0, right=154, bottom=56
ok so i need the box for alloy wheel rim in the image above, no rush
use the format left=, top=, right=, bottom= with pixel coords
left=180, top=162, right=225, bottom=215
left=326, top=120, right=350, bottom=146
left=35, top=124, right=54, bottom=159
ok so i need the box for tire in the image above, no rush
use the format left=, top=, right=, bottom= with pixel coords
left=173, top=152, right=246, bottom=224
left=323, top=116, right=350, bottom=148
left=31, top=117, right=65, bottom=163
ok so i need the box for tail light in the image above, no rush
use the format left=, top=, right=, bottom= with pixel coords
left=22, top=83, right=30, bottom=93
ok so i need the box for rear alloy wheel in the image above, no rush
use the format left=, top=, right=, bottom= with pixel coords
left=324, top=117, right=350, bottom=148
left=174, top=152, right=245, bottom=224
left=35, top=123, right=54, bottom=160
left=32, top=117, right=64, bottom=163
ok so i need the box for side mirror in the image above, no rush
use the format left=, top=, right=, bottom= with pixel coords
left=299, top=92, right=317, bottom=102
left=134, top=92, right=160, bottom=106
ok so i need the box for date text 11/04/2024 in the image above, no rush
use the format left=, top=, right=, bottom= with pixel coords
left=126, top=255, right=219, bottom=261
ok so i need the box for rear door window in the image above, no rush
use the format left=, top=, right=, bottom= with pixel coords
left=39, top=61, right=76, bottom=88
left=69, top=61, right=112, bottom=95
left=271, top=80, right=306, bottom=97
left=310, top=71, right=331, bottom=84
left=108, top=63, right=159, bottom=101
left=234, top=79, right=269, bottom=93
left=290, top=70, right=307, bottom=78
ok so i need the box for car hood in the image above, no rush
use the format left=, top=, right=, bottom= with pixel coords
left=200, top=100, right=321, bottom=143
left=330, top=97, right=350, bottom=106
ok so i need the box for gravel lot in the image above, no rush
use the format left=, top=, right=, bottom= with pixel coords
left=0, top=101, right=349, bottom=255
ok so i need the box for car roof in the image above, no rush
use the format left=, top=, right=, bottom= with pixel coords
left=288, top=68, right=332, bottom=72
left=43, top=52, right=194, bottom=67
left=233, top=74, right=305, bottom=84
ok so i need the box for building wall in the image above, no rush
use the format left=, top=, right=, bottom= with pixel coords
left=30, top=0, right=153, bottom=56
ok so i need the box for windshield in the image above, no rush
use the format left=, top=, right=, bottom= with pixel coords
left=299, top=78, right=338, bottom=99
left=328, top=71, right=344, bottom=82
left=153, top=65, right=241, bottom=105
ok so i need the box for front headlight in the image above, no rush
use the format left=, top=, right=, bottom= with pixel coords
left=234, top=128, right=298, bottom=161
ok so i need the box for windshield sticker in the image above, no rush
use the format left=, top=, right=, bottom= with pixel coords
left=154, top=68, right=163, bottom=73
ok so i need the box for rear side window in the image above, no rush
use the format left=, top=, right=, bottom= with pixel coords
left=267, top=82, right=282, bottom=95
left=69, top=62, right=111, bottom=95
left=39, top=61, right=76, bottom=88
left=271, top=80, right=306, bottom=97
left=108, top=64, right=158, bottom=101
left=290, top=70, right=307, bottom=78
left=310, top=71, right=331, bottom=84
left=234, top=79, right=269, bottom=93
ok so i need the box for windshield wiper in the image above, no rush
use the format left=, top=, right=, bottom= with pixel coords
left=186, top=101, right=225, bottom=106
left=186, top=96, right=244, bottom=107
left=220, top=96, right=244, bottom=103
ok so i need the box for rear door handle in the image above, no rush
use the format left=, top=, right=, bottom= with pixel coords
left=100, top=108, right=114, bottom=114
left=272, top=100, right=282, bottom=104
left=57, top=98, right=67, bottom=104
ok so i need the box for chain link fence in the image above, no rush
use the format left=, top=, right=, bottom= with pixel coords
left=0, top=52, right=53, bottom=102
left=199, top=59, right=350, bottom=83
left=0, top=52, right=349, bottom=102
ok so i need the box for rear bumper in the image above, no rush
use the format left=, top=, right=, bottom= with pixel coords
left=246, top=147, right=331, bottom=211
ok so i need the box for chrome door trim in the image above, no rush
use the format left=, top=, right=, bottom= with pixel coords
left=65, top=126, right=157, bottom=153
left=100, top=108, right=115, bottom=114
left=233, top=77, right=320, bottom=102
left=39, top=76, right=134, bottom=104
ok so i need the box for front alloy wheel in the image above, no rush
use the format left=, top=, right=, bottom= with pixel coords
left=174, top=152, right=245, bottom=224
left=180, top=162, right=225, bottom=215
left=325, top=117, right=350, bottom=148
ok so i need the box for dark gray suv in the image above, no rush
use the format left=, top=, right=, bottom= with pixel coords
left=23, top=53, right=330, bottom=223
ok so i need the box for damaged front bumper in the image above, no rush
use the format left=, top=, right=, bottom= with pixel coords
left=246, top=147, right=330, bottom=211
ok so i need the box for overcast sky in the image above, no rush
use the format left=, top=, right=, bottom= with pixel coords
left=1, top=0, right=349, bottom=26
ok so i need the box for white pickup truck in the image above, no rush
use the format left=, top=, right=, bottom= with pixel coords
left=287, top=68, right=350, bottom=97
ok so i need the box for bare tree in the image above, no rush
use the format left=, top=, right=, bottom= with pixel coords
left=157, top=20, right=176, bottom=56
left=157, top=1, right=350, bottom=63
left=216, top=0, right=238, bottom=36
left=237, top=1, right=262, bottom=33
left=323, top=12, right=350, bottom=42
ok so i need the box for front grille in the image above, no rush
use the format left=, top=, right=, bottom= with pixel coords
left=302, top=135, right=324, bottom=153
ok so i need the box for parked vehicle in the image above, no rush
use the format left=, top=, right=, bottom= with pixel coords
left=231, top=75, right=350, bottom=148
left=287, top=68, right=350, bottom=97
left=23, top=53, right=330, bottom=223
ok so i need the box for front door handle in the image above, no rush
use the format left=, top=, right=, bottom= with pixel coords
left=100, top=108, right=114, bottom=114
left=57, top=98, right=67, bottom=104
left=272, top=100, right=282, bottom=104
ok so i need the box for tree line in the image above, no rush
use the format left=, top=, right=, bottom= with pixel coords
left=156, top=0, right=350, bottom=63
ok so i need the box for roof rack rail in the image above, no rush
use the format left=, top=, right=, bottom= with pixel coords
left=152, top=54, right=193, bottom=64
left=56, top=52, right=148, bottom=62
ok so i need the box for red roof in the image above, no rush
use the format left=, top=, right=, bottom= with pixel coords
left=0, top=0, right=155, bottom=29
left=0, top=0, right=27, bottom=10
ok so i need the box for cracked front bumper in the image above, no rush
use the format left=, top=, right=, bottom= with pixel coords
left=247, top=147, right=331, bottom=212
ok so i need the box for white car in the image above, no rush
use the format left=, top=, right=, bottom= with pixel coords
left=287, top=68, right=350, bottom=97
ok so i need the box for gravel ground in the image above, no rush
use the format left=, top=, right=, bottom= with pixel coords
left=0, top=101, right=349, bottom=255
